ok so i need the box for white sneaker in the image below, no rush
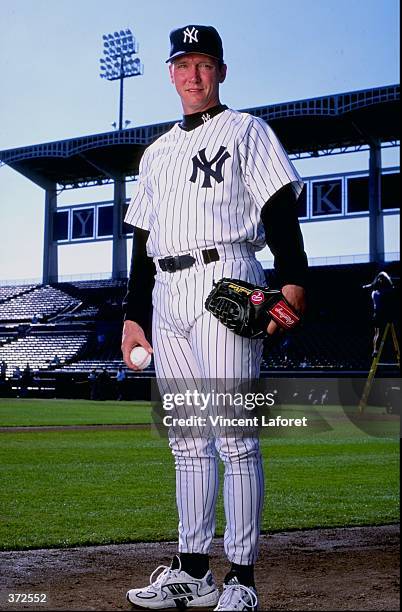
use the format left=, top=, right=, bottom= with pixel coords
left=214, top=576, right=258, bottom=611
left=126, top=556, right=220, bottom=609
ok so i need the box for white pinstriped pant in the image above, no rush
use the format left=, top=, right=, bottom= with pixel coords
left=152, top=252, right=265, bottom=565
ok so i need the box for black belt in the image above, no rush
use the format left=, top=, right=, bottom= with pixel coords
left=158, top=248, right=219, bottom=272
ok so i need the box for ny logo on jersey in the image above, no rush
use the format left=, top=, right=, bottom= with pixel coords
left=183, top=27, right=198, bottom=43
left=190, top=146, right=231, bottom=188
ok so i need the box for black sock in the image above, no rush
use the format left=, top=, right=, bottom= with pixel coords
left=177, top=553, right=209, bottom=578
left=226, top=563, right=255, bottom=588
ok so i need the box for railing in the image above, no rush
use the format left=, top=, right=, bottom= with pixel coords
left=0, top=252, right=399, bottom=286
left=258, top=252, right=400, bottom=268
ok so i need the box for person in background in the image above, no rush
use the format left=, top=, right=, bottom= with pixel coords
left=97, top=367, right=110, bottom=401
left=364, top=271, right=397, bottom=357
left=88, top=368, right=98, bottom=401
left=0, top=360, right=7, bottom=382
left=116, top=366, right=126, bottom=401
left=12, top=366, right=22, bottom=397
left=21, top=363, right=33, bottom=397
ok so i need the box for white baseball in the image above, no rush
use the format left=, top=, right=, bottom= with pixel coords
left=130, top=346, right=152, bottom=370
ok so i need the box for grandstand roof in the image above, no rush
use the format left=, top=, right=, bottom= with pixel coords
left=0, top=84, right=399, bottom=189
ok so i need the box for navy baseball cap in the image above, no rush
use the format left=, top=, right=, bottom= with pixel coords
left=166, top=25, right=224, bottom=63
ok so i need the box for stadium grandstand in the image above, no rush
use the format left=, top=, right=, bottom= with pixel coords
left=0, top=85, right=399, bottom=399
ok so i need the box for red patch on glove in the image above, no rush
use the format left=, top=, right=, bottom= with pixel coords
left=268, top=299, right=300, bottom=329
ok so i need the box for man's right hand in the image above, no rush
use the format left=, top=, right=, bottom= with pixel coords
left=121, top=320, right=153, bottom=371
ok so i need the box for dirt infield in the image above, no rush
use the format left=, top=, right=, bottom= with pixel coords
left=0, top=525, right=399, bottom=611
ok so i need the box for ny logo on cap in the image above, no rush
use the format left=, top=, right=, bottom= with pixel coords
left=183, top=26, right=199, bottom=43
left=190, top=146, right=231, bottom=188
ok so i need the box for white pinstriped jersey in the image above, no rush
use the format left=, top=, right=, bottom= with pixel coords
left=124, top=106, right=302, bottom=566
left=125, top=108, right=302, bottom=258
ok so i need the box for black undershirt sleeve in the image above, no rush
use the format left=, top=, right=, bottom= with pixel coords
left=122, top=227, right=156, bottom=337
left=261, top=182, right=308, bottom=288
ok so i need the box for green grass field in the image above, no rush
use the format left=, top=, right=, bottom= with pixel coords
left=0, top=398, right=152, bottom=426
left=0, top=398, right=399, bottom=550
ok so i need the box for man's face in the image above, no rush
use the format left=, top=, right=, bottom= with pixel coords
left=169, top=53, right=227, bottom=114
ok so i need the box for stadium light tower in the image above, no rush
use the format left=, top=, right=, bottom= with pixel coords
left=100, top=28, right=143, bottom=130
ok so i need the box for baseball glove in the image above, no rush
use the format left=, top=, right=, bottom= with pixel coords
left=205, top=278, right=300, bottom=338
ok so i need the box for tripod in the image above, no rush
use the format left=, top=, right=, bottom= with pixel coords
left=359, top=322, right=400, bottom=413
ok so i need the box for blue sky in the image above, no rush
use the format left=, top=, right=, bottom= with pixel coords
left=0, top=0, right=399, bottom=281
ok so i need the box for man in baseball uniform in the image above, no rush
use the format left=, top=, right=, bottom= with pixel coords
left=122, top=24, right=308, bottom=611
